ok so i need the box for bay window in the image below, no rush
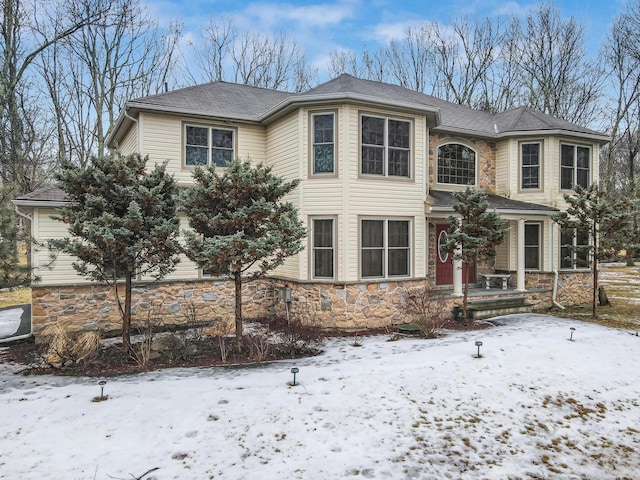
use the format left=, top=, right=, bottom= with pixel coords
left=361, top=115, right=411, bottom=178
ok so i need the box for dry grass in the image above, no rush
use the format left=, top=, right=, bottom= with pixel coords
left=553, top=263, right=640, bottom=330
left=0, top=288, right=30, bottom=308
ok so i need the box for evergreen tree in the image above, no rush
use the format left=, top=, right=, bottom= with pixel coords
left=0, top=184, right=33, bottom=289
left=552, top=184, right=632, bottom=316
left=51, top=153, right=181, bottom=355
left=180, top=160, right=306, bottom=348
left=445, top=188, right=507, bottom=320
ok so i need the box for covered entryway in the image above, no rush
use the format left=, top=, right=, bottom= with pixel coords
left=435, top=223, right=474, bottom=285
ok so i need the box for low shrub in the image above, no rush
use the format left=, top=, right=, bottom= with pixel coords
left=402, top=283, right=450, bottom=338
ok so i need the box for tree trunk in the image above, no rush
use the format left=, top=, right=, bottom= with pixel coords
left=462, top=264, right=469, bottom=325
left=234, top=270, right=243, bottom=350
left=122, top=272, right=133, bottom=356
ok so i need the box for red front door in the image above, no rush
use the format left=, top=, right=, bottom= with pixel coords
left=435, top=224, right=475, bottom=285
left=436, top=224, right=453, bottom=285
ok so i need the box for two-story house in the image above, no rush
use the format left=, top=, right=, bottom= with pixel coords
left=15, top=74, right=608, bottom=337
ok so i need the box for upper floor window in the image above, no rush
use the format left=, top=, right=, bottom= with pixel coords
left=311, top=113, right=335, bottom=175
left=561, top=144, right=590, bottom=190
left=437, top=143, right=476, bottom=186
left=361, top=115, right=411, bottom=178
left=185, top=125, right=234, bottom=168
left=361, top=219, right=411, bottom=278
left=521, top=142, right=541, bottom=190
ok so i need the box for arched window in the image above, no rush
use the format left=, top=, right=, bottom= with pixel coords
left=437, top=144, right=476, bottom=186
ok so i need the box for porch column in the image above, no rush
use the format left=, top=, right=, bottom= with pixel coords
left=516, top=218, right=526, bottom=292
left=453, top=244, right=463, bottom=296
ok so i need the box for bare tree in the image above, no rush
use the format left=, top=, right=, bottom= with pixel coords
left=39, top=0, right=180, bottom=165
left=328, top=48, right=388, bottom=82
left=188, top=19, right=316, bottom=93
left=510, top=3, right=603, bottom=126
left=601, top=3, right=640, bottom=196
left=0, top=0, right=110, bottom=192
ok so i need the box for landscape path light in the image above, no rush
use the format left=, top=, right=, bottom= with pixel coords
left=569, top=327, right=576, bottom=341
left=98, top=380, right=107, bottom=400
left=290, top=367, right=299, bottom=386
left=475, top=341, right=483, bottom=358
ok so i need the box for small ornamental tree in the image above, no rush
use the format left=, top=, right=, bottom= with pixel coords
left=0, top=184, right=33, bottom=289
left=552, top=184, right=632, bottom=316
left=51, top=153, right=181, bottom=355
left=445, top=188, right=507, bottom=320
left=180, top=160, right=306, bottom=348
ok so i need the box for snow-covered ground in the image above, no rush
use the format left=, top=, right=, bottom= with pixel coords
left=1, top=314, right=639, bottom=480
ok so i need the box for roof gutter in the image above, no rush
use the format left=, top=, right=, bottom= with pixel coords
left=259, top=92, right=442, bottom=126
left=429, top=206, right=558, bottom=216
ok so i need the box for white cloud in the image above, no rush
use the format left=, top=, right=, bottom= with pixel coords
left=243, top=1, right=359, bottom=29
left=494, top=1, right=537, bottom=17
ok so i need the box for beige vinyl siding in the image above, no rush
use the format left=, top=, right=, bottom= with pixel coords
left=495, top=140, right=510, bottom=197
left=266, top=110, right=303, bottom=279
left=495, top=223, right=511, bottom=270
left=139, top=112, right=183, bottom=179
left=139, top=112, right=267, bottom=185
left=118, top=124, right=138, bottom=155
left=34, top=208, right=87, bottom=285
left=343, top=105, right=427, bottom=281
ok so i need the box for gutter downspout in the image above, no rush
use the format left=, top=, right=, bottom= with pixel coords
left=123, top=108, right=140, bottom=153
left=551, top=220, right=565, bottom=310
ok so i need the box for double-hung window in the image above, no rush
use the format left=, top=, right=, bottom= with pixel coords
left=361, top=219, right=411, bottom=278
left=560, top=227, right=590, bottom=269
left=361, top=115, right=411, bottom=178
left=312, top=218, right=335, bottom=279
left=521, top=142, right=541, bottom=189
left=561, top=144, right=590, bottom=190
left=311, top=113, right=335, bottom=174
left=524, top=223, right=541, bottom=270
left=437, top=144, right=476, bottom=186
left=185, top=125, right=235, bottom=167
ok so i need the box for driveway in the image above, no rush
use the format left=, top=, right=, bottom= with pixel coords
left=0, top=304, right=31, bottom=341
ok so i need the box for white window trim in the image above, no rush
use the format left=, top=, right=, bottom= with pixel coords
left=360, top=217, right=412, bottom=280
left=359, top=113, right=413, bottom=179
left=435, top=141, right=478, bottom=188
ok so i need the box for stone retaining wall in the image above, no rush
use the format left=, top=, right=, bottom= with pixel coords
left=31, top=271, right=593, bottom=339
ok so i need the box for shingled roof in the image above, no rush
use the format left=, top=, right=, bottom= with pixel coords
left=108, top=74, right=608, bottom=147
left=13, top=185, right=66, bottom=206
left=427, top=189, right=559, bottom=215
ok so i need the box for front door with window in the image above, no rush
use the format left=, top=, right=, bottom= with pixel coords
left=435, top=223, right=474, bottom=285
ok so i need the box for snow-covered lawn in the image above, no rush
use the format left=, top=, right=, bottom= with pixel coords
left=1, top=314, right=639, bottom=480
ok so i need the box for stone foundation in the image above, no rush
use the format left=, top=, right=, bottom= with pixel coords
left=31, top=271, right=593, bottom=339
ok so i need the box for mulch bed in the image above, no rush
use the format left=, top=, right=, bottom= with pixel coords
left=1, top=317, right=491, bottom=377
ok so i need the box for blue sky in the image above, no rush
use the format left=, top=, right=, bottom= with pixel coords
left=146, top=0, right=627, bottom=78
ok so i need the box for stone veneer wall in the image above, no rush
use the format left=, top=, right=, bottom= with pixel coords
left=32, top=271, right=593, bottom=339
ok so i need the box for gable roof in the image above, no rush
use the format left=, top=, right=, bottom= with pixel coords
left=108, top=74, right=609, bottom=147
